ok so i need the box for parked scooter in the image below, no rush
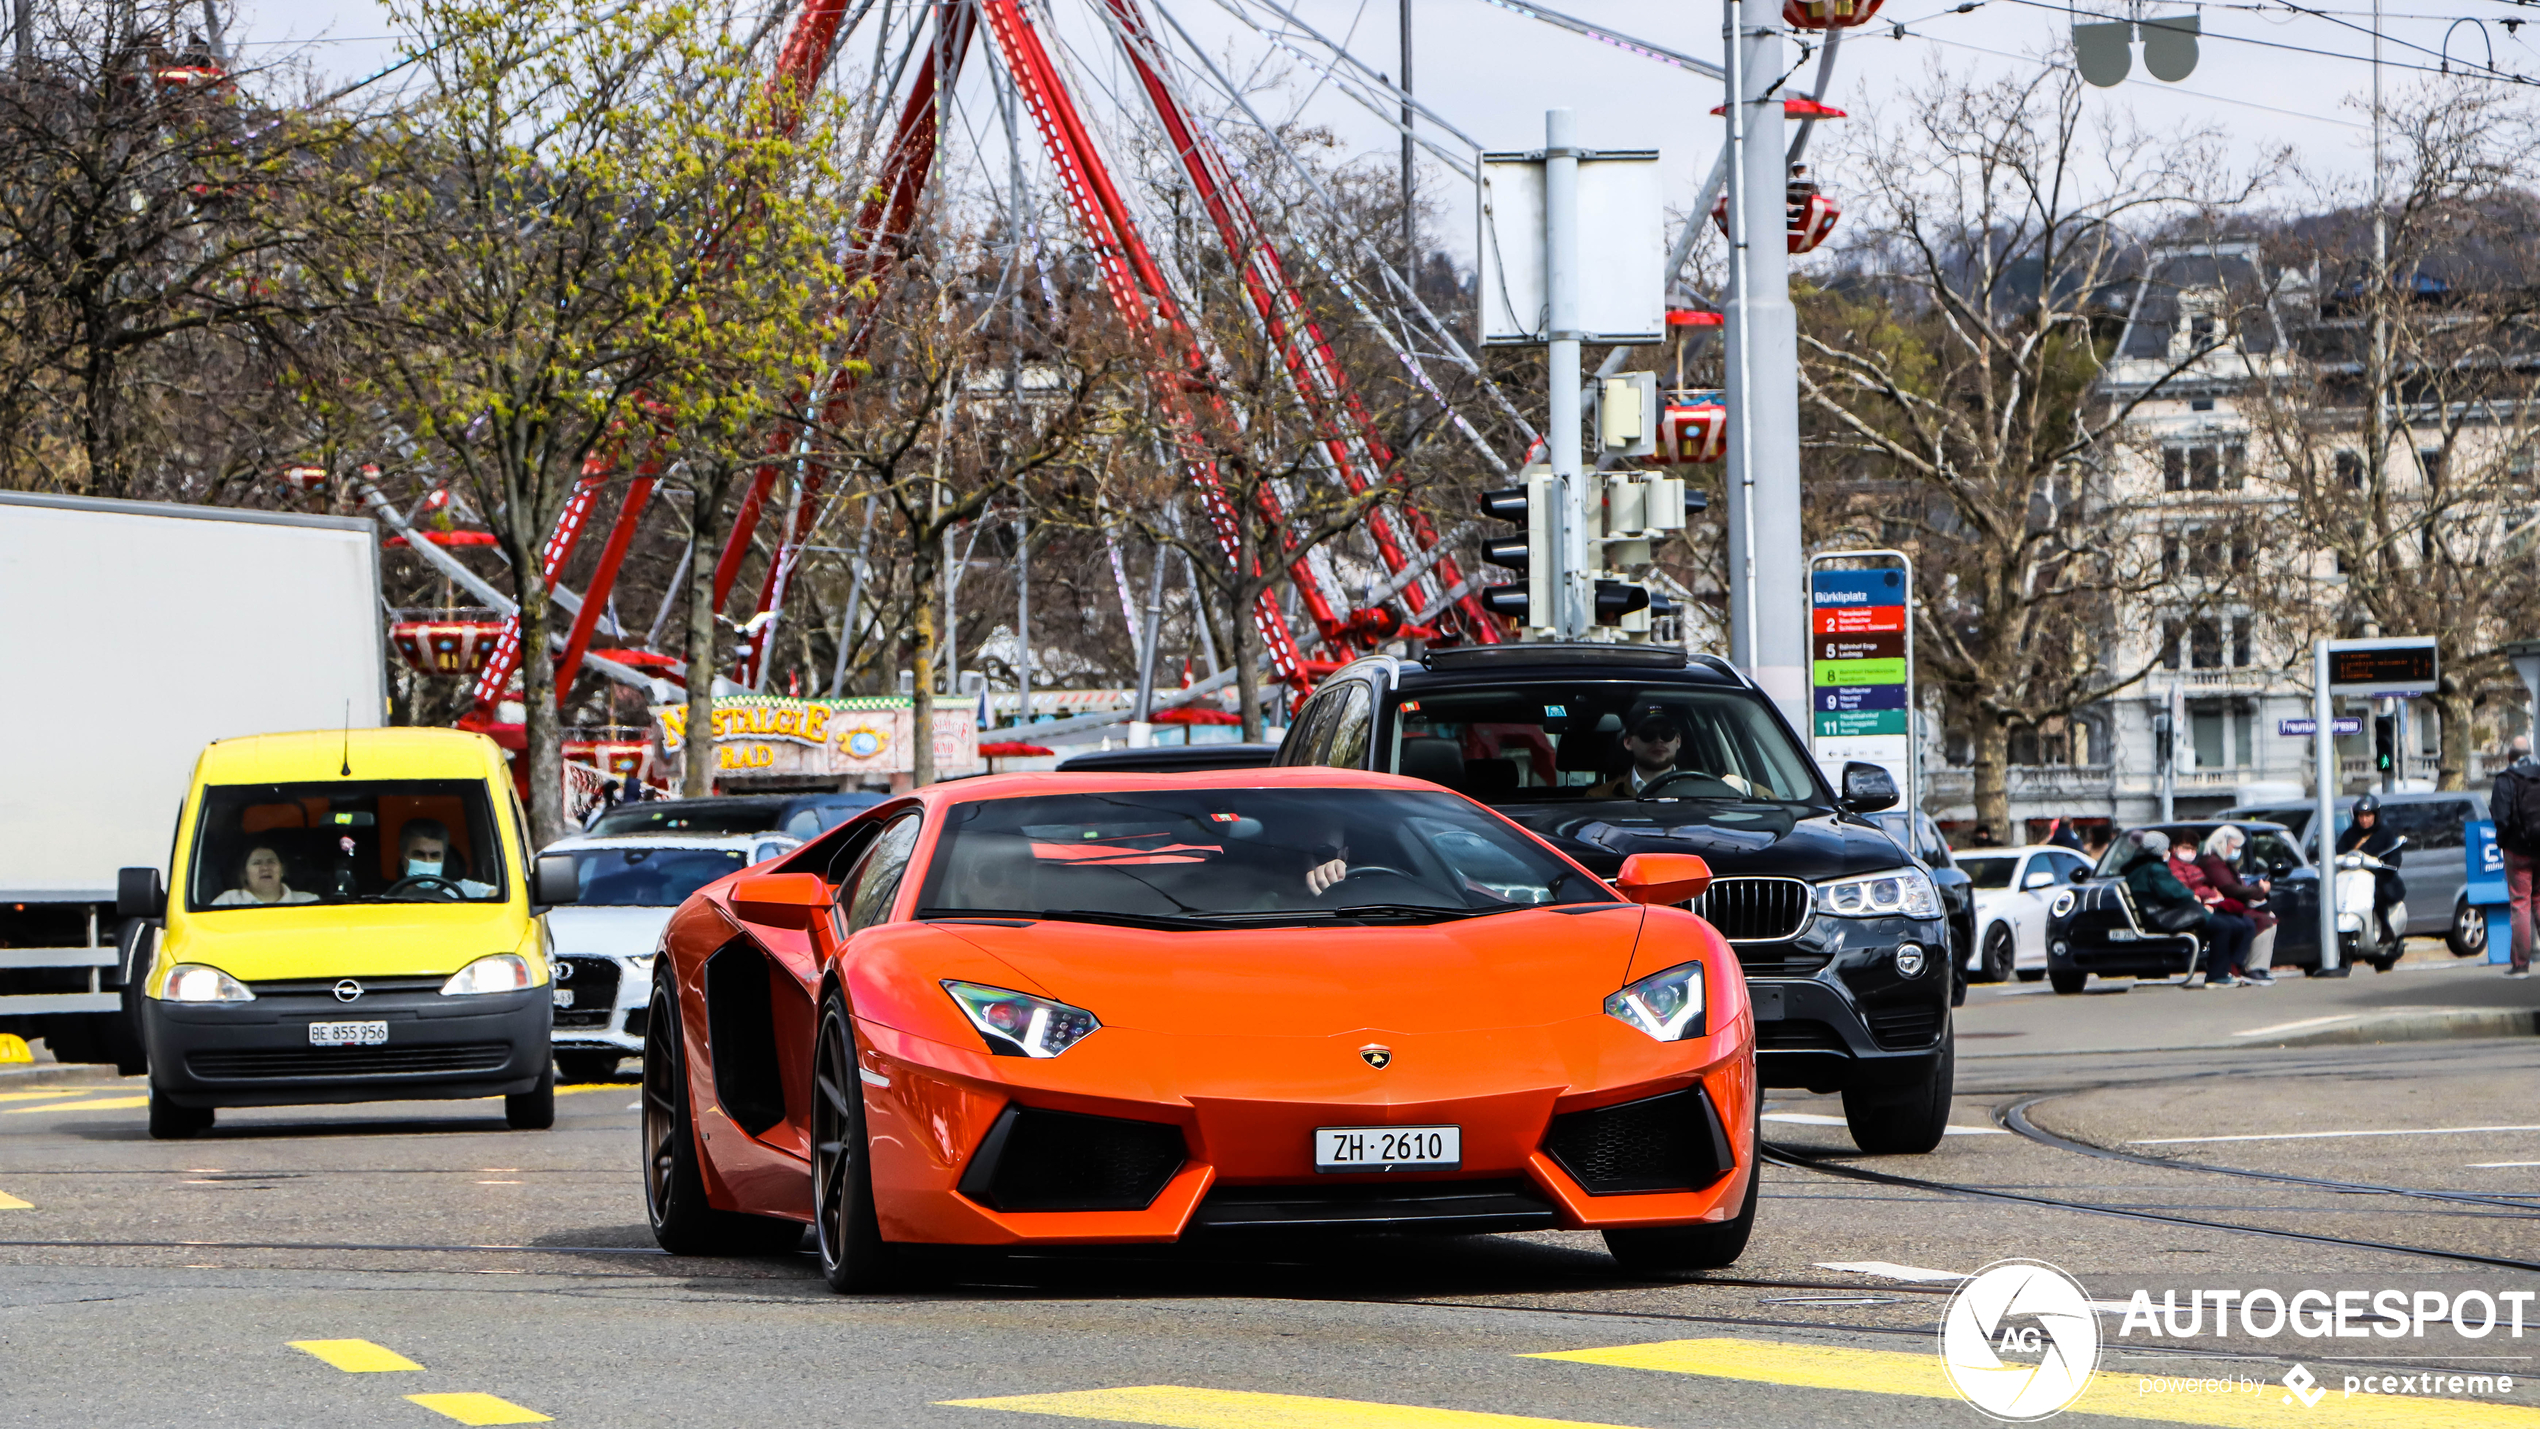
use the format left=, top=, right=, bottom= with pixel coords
left=2334, top=834, right=2409, bottom=972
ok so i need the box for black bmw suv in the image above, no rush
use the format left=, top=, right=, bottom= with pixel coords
left=1275, top=643, right=1957, bottom=1153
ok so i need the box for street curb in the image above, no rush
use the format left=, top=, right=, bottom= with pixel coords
left=0, top=1061, right=130, bottom=1089
left=1965, top=1006, right=2540, bottom=1058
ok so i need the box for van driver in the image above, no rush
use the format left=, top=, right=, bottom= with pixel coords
left=398, top=819, right=496, bottom=897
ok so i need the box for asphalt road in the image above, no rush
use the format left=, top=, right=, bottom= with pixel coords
left=4, top=1002, right=2538, bottom=1428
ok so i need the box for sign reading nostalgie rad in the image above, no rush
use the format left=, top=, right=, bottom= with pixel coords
left=653, top=695, right=980, bottom=782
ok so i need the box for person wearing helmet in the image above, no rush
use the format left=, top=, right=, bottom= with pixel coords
left=2336, top=794, right=2408, bottom=951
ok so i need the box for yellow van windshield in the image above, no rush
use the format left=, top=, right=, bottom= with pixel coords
left=189, top=780, right=508, bottom=910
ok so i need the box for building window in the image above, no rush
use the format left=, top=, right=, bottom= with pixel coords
left=2421, top=447, right=2447, bottom=486
left=2163, top=443, right=2243, bottom=492
left=2190, top=620, right=2223, bottom=669
left=2336, top=450, right=2363, bottom=488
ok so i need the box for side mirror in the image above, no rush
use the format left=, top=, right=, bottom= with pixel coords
left=116, top=867, right=164, bottom=921
left=1615, top=852, right=1712, bottom=906
left=1839, top=761, right=1899, bottom=814
left=730, top=872, right=832, bottom=930
left=2023, top=869, right=2057, bottom=890
left=533, top=851, right=581, bottom=907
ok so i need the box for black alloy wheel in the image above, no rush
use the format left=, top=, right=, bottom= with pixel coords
left=1978, top=924, right=2015, bottom=983
left=1601, top=1092, right=1760, bottom=1272
left=2449, top=899, right=2488, bottom=958
left=641, top=974, right=803, bottom=1256
left=812, top=991, right=896, bottom=1292
left=1840, top=1023, right=1954, bottom=1155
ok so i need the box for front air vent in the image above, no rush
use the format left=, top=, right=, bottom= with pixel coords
left=1688, top=877, right=1812, bottom=942
left=188, top=1043, right=513, bottom=1081
left=1866, top=1003, right=1945, bottom=1049
left=958, top=1105, right=1186, bottom=1212
left=1542, top=1086, right=1735, bottom=1195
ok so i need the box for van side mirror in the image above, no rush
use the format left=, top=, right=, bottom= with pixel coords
left=116, top=867, right=164, bottom=921
left=1839, top=761, right=1899, bottom=814
left=730, top=872, right=832, bottom=930
left=533, top=852, right=581, bottom=907
left=1614, top=852, right=1712, bottom=906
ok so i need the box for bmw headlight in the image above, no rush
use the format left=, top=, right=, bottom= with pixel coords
left=163, top=964, right=254, bottom=1003
left=1815, top=867, right=1940, bottom=919
left=440, top=953, right=534, bottom=996
left=1603, top=962, right=1706, bottom=1042
left=943, top=980, right=1100, bottom=1058
left=2050, top=889, right=2078, bottom=920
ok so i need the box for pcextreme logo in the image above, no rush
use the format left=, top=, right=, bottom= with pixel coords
left=1938, top=1259, right=2103, bottom=1421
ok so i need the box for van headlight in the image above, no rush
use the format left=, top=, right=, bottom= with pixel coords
left=163, top=964, right=255, bottom=1003
left=441, top=953, right=535, bottom=996
left=1814, top=867, right=1940, bottom=919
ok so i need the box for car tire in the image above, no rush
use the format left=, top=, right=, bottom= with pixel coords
left=1602, top=1094, right=1759, bottom=1272
left=643, top=976, right=805, bottom=1256
left=147, top=1088, right=211, bottom=1140
left=2449, top=900, right=2487, bottom=958
left=506, top=1061, right=556, bottom=1130
left=813, top=991, right=900, bottom=1293
left=2047, top=968, right=2086, bottom=995
left=2014, top=968, right=2045, bottom=983
left=1978, top=925, right=2014, bottom=984
left=1841, top=1026, right=1953, bottom=1156
left=556, top=1050, right=623, bottom=1084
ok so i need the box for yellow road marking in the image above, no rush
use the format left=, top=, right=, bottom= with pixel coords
left=1527, top=1338, right=2540, bottom=1428
left=941, top=1386, right=1650, bottom=1428
left=3, top=1095, right=148, bottom=1114
left=0, top=1190, right=29, bottom=1209
left=405, top=1392, right=551, bottom=1425
left=0, top=1088, right=112, bottom=1102
left=291, top=1339, right=424, bottom=1373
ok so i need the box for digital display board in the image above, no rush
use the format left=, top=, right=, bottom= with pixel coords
left=2326, top=639, right=2438, bottom=695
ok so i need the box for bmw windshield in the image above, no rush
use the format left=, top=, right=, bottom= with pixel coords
left=916, top=788, right=1609, bottom=928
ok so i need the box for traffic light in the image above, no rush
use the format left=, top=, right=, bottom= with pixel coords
left=1478, top=471, right=1557, bottom=631
left=2373, top=714, right=2395, bottom=773
left=1477, top=471, right=1706, bottom=633
left=2152, top=712, right=2172, bottom=769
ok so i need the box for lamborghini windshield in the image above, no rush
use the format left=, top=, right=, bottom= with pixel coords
left=915, top=788, right=1608, bottom=926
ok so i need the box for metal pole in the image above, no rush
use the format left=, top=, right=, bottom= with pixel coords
left=2161, top=677, right=2178, bottom=822
left=1722, top=0, right=1804, bottom=723
left=1014, top=490, right=1032, bottom=728
left=827, top=496, right=876, bottom=697
left=1400, top=0, right=1415, bottom=290
left=1130, top=545, right=1168, bottom=744
left=2316, top=638, right=2341, bottom=972
left=1544, top=108, right=1587, bottom=639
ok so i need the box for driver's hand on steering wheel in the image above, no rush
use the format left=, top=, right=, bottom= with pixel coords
left=1306, top=858, right=1350, bottom=895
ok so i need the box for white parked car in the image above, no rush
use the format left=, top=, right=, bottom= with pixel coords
left=1954, top=844, right=2095, bottom=983
left=538, top=832, right=801, bottom=1081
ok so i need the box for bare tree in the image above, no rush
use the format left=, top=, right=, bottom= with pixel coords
left=1798, top=62, right=2263, bottom=839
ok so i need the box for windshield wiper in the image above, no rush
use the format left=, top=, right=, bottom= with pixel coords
left=918, top=906, right=1210, bottom=932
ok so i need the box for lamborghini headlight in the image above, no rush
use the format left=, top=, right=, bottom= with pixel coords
left=943, top=980, right=1100, bottom=1058
left=1815, top=866, right=1940, bottom=919
left=1603, top=961, right=1706, bottom=1042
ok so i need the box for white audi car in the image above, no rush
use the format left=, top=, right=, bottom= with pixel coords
left=1954, top=844, right=2095, bottom=983
left=537, top=831, right=800, bottom=1081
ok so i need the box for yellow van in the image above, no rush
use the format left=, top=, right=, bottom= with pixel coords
left=124, top=728, right=578, bottom=1140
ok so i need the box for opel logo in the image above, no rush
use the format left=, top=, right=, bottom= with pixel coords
left=1359, top=1044, right=1392, bottom=1070
left=332, top=979, right=362, bottom=1003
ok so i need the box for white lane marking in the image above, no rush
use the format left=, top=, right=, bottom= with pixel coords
left=2232, top=1014, right=2364, bottom=1037
left=2136, top=1124, right=2540, bottom=1145
left=1815, top=1261, right=1970, bottom=1283
left=2468, top=1161, right=2540, bottom=1168
left=1764, top=1112, right=2007, bottom=1135
left=625, top=1101, right=641, bottom=1111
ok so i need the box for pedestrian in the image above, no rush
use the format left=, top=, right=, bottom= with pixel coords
left=2170, top=835, right=2255, bottom=987
left=2198, top=826, right=2276, bottom=985
left=2491, top=735, right=2540, bottom=980
left=581, top=778, right=622, bottom=831
left=2047, top=817, right=2087, bottom=853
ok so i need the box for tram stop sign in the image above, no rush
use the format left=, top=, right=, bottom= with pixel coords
left=2324, top=637, right=2438, bottom=698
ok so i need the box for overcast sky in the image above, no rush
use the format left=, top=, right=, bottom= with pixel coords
left=224, top=0, right=2519, bottom=264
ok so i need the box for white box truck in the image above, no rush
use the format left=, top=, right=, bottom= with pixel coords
left=0, top=491, right=384, bottom=1070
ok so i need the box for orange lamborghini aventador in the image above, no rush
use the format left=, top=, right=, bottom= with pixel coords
left=638, top=768, right=1757, bottom=1291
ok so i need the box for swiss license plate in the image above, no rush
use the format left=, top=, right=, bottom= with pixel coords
left=1314, top=1124, right=1460, bottom=1172
left=308, top=1020, right=388, bottom=1047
